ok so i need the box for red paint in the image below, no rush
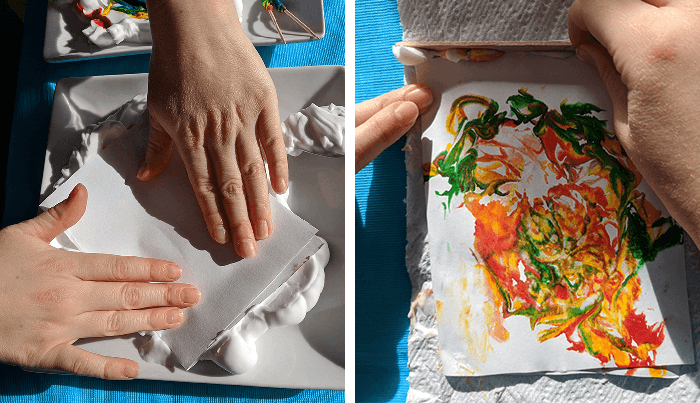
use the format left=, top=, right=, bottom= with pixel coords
left=72, top=0, right=112, bottom=29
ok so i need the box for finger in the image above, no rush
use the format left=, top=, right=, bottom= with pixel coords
left=355, top=84, right=432, bottom=127
left=356, top=101, right=420, bottom=173
left=568, top=0, right=653, bottom=48
left=137, top=113, right=174, bottom=181
left=239, top=134, right=273, bottom=241
left=18, top=184, right=87, bottom=243
left=178, top=141, right=230, bottom=245
left=257, top=105, right=288, bottom=195
left=72, top=252, right=182, bottom=282
left=84, top=281, right=200, bottom=311
left=209, top=139, right=259, bottom=258
left=78, top=307, right=184, bottom=338
left=576, top=42, right=630, bottom=136
left=52, top=344, right=140, bottom=380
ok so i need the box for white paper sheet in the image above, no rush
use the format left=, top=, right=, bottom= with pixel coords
left=39, top=113, right=320, bottom=370
left=419, top=54, right=694, bottom=376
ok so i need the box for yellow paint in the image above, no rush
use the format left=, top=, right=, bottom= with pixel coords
left=649, top=367, right=668, bottom=378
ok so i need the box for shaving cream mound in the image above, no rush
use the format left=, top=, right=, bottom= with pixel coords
left=206, top=240, right=329, bottom=373
left=282, top=103, right=345, bottom=157
left=71, top=0, right=243, bottom=48
left=137, top=239, right=328, bottom=374
left=53, top=94, right=331, bottom=374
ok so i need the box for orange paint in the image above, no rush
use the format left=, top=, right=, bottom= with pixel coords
left=429, top=91, right=683, bottom=370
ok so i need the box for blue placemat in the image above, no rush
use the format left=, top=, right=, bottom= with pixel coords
left=0, top=0, right=344, bottom=400
left=355, top=0, right=411, bottom=402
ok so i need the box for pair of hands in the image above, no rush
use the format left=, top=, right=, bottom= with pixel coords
left=357, top=1, right=700, bottom=248
left=0, top=0, right=281, bottom=380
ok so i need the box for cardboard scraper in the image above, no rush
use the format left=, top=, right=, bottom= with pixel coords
left=40, top=114, right=320, bottom=370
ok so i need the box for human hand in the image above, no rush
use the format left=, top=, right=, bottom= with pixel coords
left=569, top=0, right=700, bottom=245
left=0, top=184, right=200, bottom=380
left=140, top=0, right=288, bottom=258
left=355, top=84, right=433, bottom=173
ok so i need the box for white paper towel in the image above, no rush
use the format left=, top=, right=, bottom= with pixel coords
left=397, top=0, right=575, bottom=43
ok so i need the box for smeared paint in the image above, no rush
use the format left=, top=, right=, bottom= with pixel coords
left=436, top=48, right=504, bottom=63
left=73, top=0, right=148, bottom=27
left=427, top=89, right=683, bottom=369
left=448, top=260, right=493, bottom=365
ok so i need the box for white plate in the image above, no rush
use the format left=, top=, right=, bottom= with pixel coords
left=43, top=0, right=325, bottom=62
left=39, top=66, right=345, bottom=390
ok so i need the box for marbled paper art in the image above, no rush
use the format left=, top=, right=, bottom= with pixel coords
left=423, top=82, right=694, bottom=376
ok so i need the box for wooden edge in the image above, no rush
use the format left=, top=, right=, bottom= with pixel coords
left=395, top=41, right=575, bottom=52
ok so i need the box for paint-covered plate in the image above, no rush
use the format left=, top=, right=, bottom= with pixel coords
left=43, top=0, right=325, bottom=62
left=38, top=66, right=344, bottom=389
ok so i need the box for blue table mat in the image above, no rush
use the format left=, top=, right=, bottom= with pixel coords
left=355, top=0, right=411, bottom=401
left=0, top=0, right=344, bottom=400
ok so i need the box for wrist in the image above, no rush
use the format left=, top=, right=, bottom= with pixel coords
left=145, top=0, right=243, bottom=46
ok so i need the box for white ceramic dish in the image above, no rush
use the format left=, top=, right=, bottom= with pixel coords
left=43, top=0, right=325, bottom=62
left=38, top=66, right=344, bottom=390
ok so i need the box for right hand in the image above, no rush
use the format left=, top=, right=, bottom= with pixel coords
left=355, top=84, right=433, bottom=173
left=0, top=184, right=200, bottom=380
left=141, top=0, right=288, bottom=259
left=568, top=0, right=700, bottom=245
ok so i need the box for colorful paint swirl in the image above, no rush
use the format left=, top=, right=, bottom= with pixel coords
left=73, top=0, right=148, bottom=28
left=425, top=89, right=684, bottom=368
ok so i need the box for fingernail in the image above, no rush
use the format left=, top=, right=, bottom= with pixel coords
left=405, top=85, right=433, bottom=112
left=181, top=287, right=201, bottom=305
left=278, top=178, right=287, bottom=192
left=214, top=225, right=227, bottom=244
left=67, top=184, right=80, bottom=201
left=238, top=238, right=256, bottom=258
left=166, top=264, right=181, bottom=281
left=394, top=102, right=418, bottom=121
left=256, top=220, right=269, bottom=239
left=122, top=365, right=139, bottom=379
left=166, top=308, right=183, bottom=325
left=136, top=162, right=147, bottom=180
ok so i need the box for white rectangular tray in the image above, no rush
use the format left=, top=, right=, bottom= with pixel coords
left=44, top=0, right=325, bottom=62
left=39, top=66, right=345, bottom=390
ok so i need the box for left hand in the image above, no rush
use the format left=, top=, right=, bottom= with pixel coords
left=0, top=184, right=200, bottom=380
left=140, top=0, right=289, bottom=259
left=355, top=84, right=433, bottom=173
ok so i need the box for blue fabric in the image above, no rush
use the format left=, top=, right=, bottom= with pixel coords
left=0, top=0, right=344, bottom=400
left=355, top=0, right=411, bottom=402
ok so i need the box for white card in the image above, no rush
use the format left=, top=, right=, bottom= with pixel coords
left=40, top=114, right=320, bottom=370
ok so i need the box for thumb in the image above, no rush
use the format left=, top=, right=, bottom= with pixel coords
left=576, top=42, right=629, bottom=130
left=18, top=183, right=87, bottom=243
left=137, top=113, right=173, bottom=181
left=355, top=100, right=419, bottom=173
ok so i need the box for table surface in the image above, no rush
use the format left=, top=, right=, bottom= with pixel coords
left=355, top=0, right=411, bottom=402
left=0, top=0, right=345, bottom=401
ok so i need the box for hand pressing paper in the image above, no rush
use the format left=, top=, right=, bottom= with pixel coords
left=40, top=113, right=321, bottom=371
